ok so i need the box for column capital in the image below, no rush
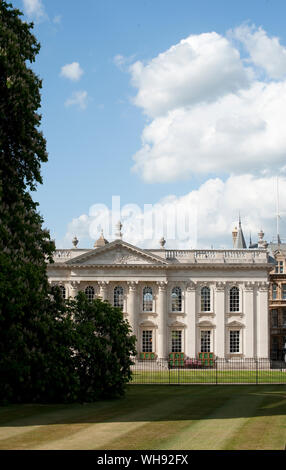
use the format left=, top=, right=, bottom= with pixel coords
left=127, top=281, right=138, bottom=292
left=70, top=280, right=80, bottom=290
left=257, top=281, right=269, bottom=292
left=243, top=281, right=255, bottom=292
left=157, top=281, right=168, bottom=291
left=215, top=281, right=226, bottom=292
left=186, top=281, right=197, bottom=292
left=98, top=281, right=109, bottom=287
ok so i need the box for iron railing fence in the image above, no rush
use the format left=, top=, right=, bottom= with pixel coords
left=130, top=358, right=286, bottom=385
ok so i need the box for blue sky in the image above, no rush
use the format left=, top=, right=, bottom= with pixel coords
left=12, top=0, right=286, bottom=249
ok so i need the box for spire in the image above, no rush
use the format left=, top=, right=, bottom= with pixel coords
left=233, top=216, right=246, bottom=249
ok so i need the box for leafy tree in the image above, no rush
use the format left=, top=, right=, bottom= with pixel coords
left=0, top=1, right=136, bottom=403
left=67, top=293, right=137, bottom=401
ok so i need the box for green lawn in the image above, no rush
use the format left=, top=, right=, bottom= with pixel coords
left=131, top=369, right=286, bottom=384
left=0, top=385, right=285, bottom=450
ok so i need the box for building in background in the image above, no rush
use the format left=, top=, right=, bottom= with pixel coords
left=48, top=221, right=272, bottom=361
left=268, top=241, right=286, bottom=360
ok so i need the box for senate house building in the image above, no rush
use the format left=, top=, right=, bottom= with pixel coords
left=47, top=219, right=273, bottom=361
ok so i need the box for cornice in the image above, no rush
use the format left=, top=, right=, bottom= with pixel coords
left=48, top=262, right=271, bottom=271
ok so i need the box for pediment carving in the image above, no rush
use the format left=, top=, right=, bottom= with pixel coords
left=65, top=240, right=167, bottom=266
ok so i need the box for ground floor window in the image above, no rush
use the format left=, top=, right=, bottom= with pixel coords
left=171, top=330, right=182, bottom=352
left=230, top=330, right=240, bottom=353
left=200, top=330, right=211, bottom=352
left=142, top=330, right=153, bottom=352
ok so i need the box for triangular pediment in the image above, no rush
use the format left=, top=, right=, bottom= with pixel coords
left=65, top=239, right=168, bottom=266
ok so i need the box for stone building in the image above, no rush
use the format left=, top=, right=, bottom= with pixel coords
left=48, top=222, right=272, bottom=360
left=268, top=241, right=286, bottom=359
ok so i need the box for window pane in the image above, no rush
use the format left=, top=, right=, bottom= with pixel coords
left=230, top=287, right=239, bottom=312
left=282, top=285, right=286, bottom=300
left=201, top=331, right=210, bottom=352
left=142, top=330, right=153, bottom=352
left=271, top=309, right=278, bottom=327
left=201, top=287, right=210, bottom=312
left=143, top=287, right=153, bottom=311
left=85, top=286, right=94, bottom=301
left=114, top=286, right=124, bottom=310
left=59, top=285, right=66, bottom=299
left=272, top=285, right=277, bottom=300
left=171, top=330, right=182, bottom=352
left=171, top=287, right=182, bottom=312
left=230, top=330, right=240, bottom=353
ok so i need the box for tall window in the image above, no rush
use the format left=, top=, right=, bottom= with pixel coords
left=283, top=310, right=286, bottom=327
left=143, top=287, right=153, bottom=311
left=114, top=286, right=124, bottom=310
left=282, top=285, right=286, bottom=300
left=271, top=309, right=278, bottom=327
left=85, top=285, right=94, bottom=301
left=171, top=287, right=182, bottom=312
left=171, top=330, right=182, bottom=352
left=142, top=330, right=153, bottom=352
left=201, top=330, right=211, bottom=352
left=230, top=330, right=240, bottom=353
left=229, top=286, right=239, bottom=312
left=201, top=286, right=211, bottom=312
left=59, top=285, right=66, bottom=299
left=272, top=284, right=277, bottom=300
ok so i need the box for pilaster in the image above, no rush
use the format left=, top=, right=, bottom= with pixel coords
left=185, top=281, right=197, bottom=358
left=215, top=281, right=226, bottom=358
left=157, top=281, right=168, bottom=359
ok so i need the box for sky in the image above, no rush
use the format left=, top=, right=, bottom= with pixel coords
left=12, top=0, right=286, bottom=249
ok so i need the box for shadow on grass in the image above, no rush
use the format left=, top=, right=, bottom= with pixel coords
left=0, top=385, right=285, bottom=428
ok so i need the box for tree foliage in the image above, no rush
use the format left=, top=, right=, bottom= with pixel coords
left=0, top=1, right=136, bottom=404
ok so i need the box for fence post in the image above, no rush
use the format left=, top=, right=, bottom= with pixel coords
left=178, top=363, right=180, bottom=385
left=256, top=358, right=258, bottom=385
left=216, top=359, right=218, bottom=385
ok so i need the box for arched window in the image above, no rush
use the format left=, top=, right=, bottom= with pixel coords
left=171, top=287, right=182, bottom=312
left=85, top=285, right=95, bottom=301
left=59, top=285, right=66, bottom=299
left=201, top=286, right=210, bottom=312
left=229, top=286, right=239, bottom=312
left=143, top=287, right=153, bottom=312
left=114, top=286, right=124, bottom=310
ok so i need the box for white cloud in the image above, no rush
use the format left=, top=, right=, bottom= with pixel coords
left=23, top=0, right=46, bottom=21
left=129, top=32, right=251, bottom=118
left=128, top=27, right=286, bottom=183
left=232, top=24, right=286, bottom=80
left=60, top=62, right=84, bottom=82
left=65, top=91, right=88, bottom=110
left=60, top=175, right=286, bottom=249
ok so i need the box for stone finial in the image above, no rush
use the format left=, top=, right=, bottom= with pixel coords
left=72, top=236, right=79, bottom=248
left=160, top=236, right=166, bottom=248
left=232, top=226, right=238, bottom=248
left=94, top=230, right=109, bottom=248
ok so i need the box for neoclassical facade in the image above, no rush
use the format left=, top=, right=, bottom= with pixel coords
left=47, top=232, right=272, bottom=360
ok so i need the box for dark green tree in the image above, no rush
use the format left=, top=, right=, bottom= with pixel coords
left=0, top=1, right=69, bottom=403
left=68, top=293, right=137, bottom=401
left=0, top=1, right=136, bottom=403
